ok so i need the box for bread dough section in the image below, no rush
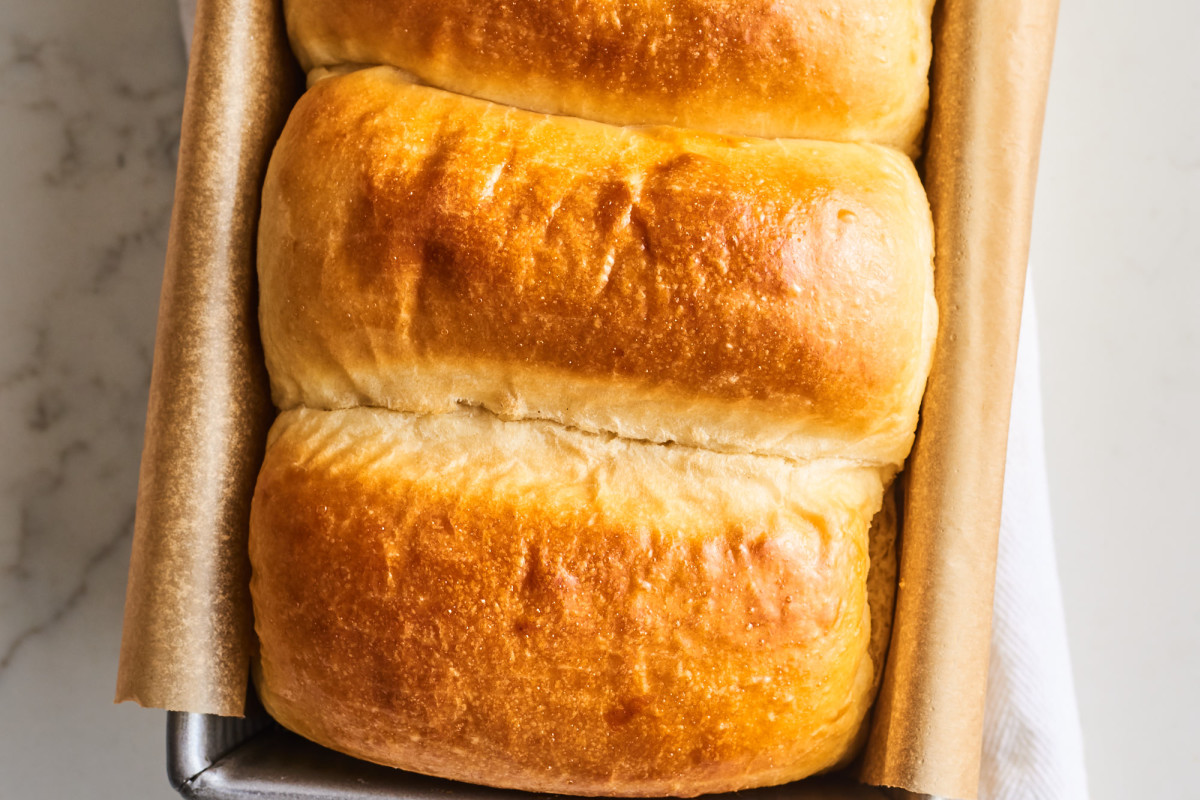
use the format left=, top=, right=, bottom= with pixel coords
left=258, top=68, right=936, bottom=466
left=250, top=406, right=891, bottom=795
left=283, top=0, right=934, bottom=155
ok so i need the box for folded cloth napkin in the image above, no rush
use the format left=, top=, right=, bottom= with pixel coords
left=175, top=10, right=1088, bottom=799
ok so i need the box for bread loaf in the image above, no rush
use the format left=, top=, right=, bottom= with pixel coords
left=283, top=0, right=934, bottom=155
left=259, top=68, right=935, bottom=466
left=251, top=6, right=935, bottom=794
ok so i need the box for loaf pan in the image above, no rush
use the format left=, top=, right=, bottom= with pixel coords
left=115, top=0, right=1061, bottom=796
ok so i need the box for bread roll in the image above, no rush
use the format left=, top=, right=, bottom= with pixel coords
left=250, top=406, right=897, bottom=796
left=258, top=67, right=936, bottom=467
left=283, top=0, right=934, bottom=155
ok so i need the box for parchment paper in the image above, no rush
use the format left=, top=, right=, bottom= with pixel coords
left=114, top=0, right=298, bottom=715
left=858, top=1, right=1060, bottom=796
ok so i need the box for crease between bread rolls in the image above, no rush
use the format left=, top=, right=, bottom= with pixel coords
left=283, top=0, right=934, bottom=155
left=259, top=67, right=936, bottom=467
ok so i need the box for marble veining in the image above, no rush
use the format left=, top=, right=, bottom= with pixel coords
left=0, top=24, right=183, bottom=682
left=0, top=15, right=184, bottom=794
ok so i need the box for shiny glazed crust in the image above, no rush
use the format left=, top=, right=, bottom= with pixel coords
left=258, top=68, right=936, bottom=466
left=282, top=0, right=934, bottom=155
left=250, top=407, right=897, bottom=796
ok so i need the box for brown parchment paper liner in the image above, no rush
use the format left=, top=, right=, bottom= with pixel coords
left=115, top=0, right=1059, bottom=793
left=114, top=0, right=298, bottom=715
left=859, top=0, right=1060, bottom=797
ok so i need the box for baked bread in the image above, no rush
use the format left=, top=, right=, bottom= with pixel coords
left=258, top=67, right=936, bottom=466
left=251, top=406, right=899, bottom=796
left=283, top=0, right=934, bottom=155
left=252, top=10, right=935, bottom=794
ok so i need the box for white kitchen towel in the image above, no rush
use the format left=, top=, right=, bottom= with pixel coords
left=175, top=10, right=1088, bottom=799
left=977, top=280, right=1089, bottom=800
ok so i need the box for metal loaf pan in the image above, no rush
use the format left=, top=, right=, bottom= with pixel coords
left=151, top=0, right=1059, bottom=795
left=167, top=691, right=886, bottom=799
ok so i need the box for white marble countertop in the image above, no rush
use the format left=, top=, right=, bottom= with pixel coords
left=0, top=0, right=1195, bottom=798
left=1, top=0, right=184, bottom=797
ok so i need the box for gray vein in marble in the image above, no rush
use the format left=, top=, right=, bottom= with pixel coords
left=0, top=508, right=133, bottom=676
left=4, top=34, right=46, bottom=71
left=4, top=439, right=90, bottom=579
left=90, top=201, right=175, bottom=292
left=0, top=328, right=48, bottom=392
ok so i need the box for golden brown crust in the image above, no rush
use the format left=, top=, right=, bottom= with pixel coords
left=258, top=68, right=936, bottom=465
left=250, top=407, right=894, bottom=795
left=282, top=0, right=934, bottom=155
